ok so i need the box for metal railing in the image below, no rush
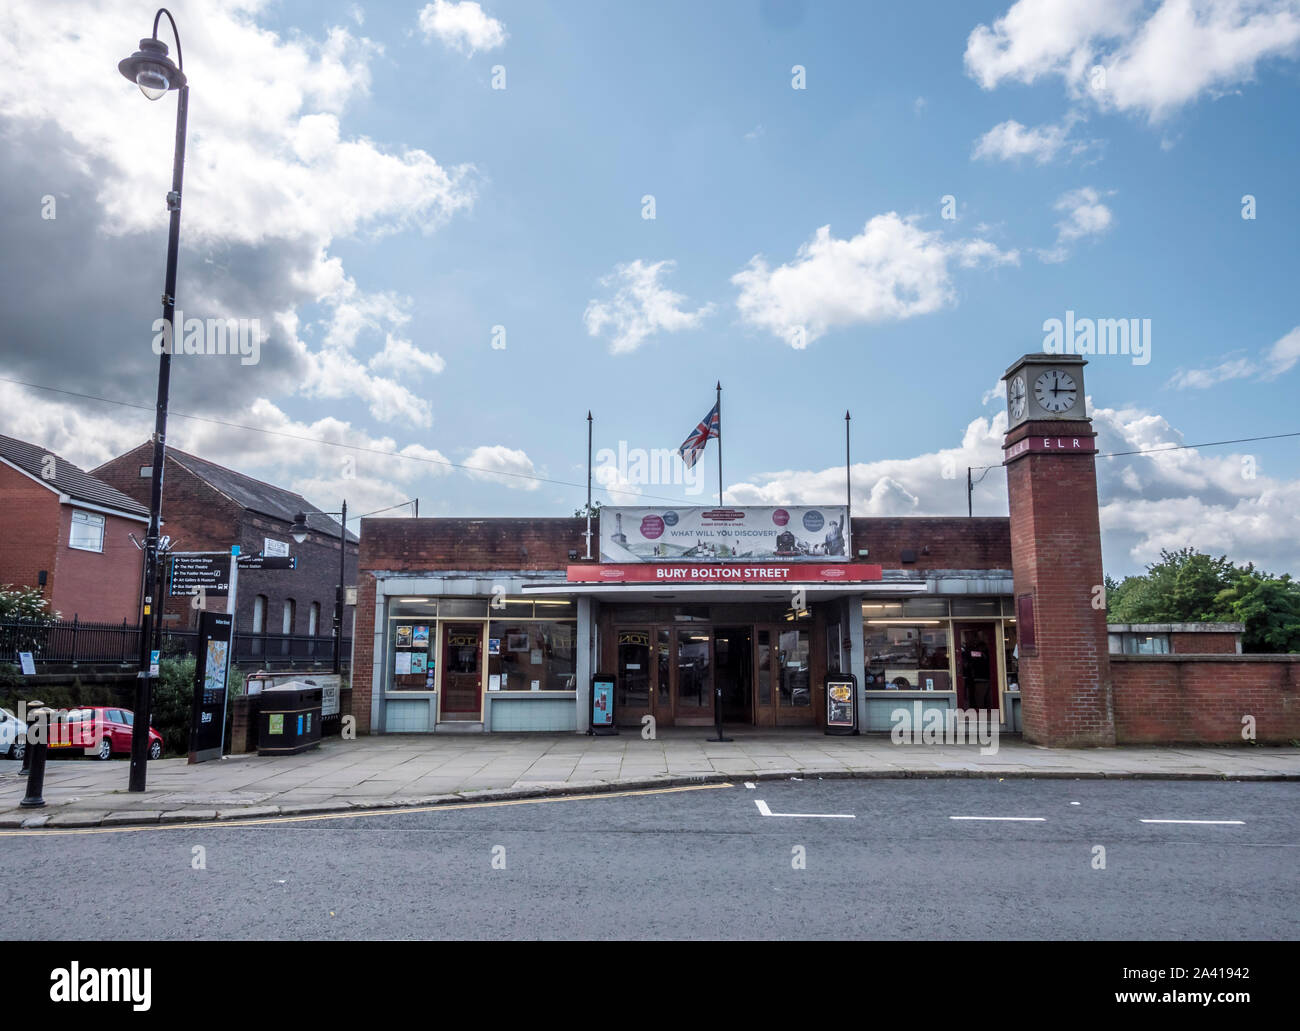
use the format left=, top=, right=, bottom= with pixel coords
left=1, top=617, right=350, bottom=671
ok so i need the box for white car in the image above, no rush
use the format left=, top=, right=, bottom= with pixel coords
left=0, top=707, right=26, bottom=762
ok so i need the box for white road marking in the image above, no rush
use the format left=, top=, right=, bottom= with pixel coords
left=754, top=799, right=854, bottom=819
left=949, top=816, right=1046, bottom=822
left=744, top=782, right=756, bottom=789
left=1140, top=819, right=1245, bottom=825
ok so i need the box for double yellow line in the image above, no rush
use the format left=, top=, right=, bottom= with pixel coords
left=0, top=781, right=733, bottom=837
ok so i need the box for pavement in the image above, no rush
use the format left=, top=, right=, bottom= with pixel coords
left=2, top=729, right=1297, bottom=829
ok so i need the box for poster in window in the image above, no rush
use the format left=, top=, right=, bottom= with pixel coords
left=394, top=652, right=412, bottom=675
left=506, top=633, right=528, bottom=652
left=396, top=625, right=413, bottom=648
left=412, top=625, right=429, bottom=646
left=410, top=653, right=427, bottom=673
left=529, top=647, right=543, bottom=665
left=488, top=637, right=501, bottom=656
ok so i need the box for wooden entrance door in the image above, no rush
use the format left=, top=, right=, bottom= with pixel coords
left=954, top=622, right=999, bottom=712
left=673, top=626, right=714, bottom=726
left=774, top=625, right=814, bottom=726
left=440, top=623, right=484, bottom=720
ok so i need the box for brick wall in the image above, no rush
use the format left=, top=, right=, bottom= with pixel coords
left=357, top=515, right=1012, bottom=575
left=95, top=443, right=356, bottom=639
left=0, top=462, right=143, bottom=623
left=0, top=461, right=61, bottom=602
left=850, top=516, right=1011, bottom=570
left=50, top=505, right=145, bottom=623
left=1112, top=655, right=1300, bottom=744
left=352, top=572, right=378, bottom=734
left=1171, top=631, right=1238, bottom=654
left=1005, top=420, right=1115, bottom=747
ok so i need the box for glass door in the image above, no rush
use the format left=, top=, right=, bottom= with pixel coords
left=754, top=626, right=777, bottom=727
left=440, top=623, right=484, bottom=720
left=673, top=627, right=714, bottom=725
left=616, top=628, right=653, bottom=727
left=776, top=626, right=814, bottom=725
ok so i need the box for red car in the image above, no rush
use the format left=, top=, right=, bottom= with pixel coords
left=47, top=707, right=164, bottom=761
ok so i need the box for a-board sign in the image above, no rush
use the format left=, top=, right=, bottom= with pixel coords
left=590, top=674, right=617, bottom=735
left=825, top=674, right=858, bottom=735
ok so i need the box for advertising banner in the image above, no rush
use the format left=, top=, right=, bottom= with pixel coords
left=600, top=506, right=850, bottom=563
left=188, top=611, right=233, bottom=763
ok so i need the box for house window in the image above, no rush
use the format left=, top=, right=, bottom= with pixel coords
left=309, top=602, right=320, bottom=636
left=253, top=595, right=267, bottom=633
left=139, top=465, right=152, bottom=477
left=283, top=599, right=296, bottom=635
left=69, top=510, right=105, bottom=552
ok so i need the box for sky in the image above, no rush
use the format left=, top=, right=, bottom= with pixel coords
left=1, top=0, right=1298, bottom=578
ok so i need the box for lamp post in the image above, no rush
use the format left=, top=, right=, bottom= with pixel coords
left=290, top=504, right=349, bottom=674
left=119, top=9, right=188, bottom=793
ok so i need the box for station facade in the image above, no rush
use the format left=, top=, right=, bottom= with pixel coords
left=352, top=353, right=1124, bottom=747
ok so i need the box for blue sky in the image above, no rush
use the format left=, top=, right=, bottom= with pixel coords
left=2, top=0, right=1298, bottom=576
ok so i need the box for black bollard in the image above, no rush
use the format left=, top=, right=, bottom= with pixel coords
left=20, top=706, right=52, bottom=808
left=707, top=684, right=732, bottom=743
left=18, top=699, right=44, bottom=777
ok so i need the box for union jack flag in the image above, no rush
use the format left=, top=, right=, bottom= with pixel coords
left=677, top=401, right=720, bottom=469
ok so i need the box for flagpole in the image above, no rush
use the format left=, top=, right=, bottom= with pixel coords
left=716, top=380, right=722, bottom=505
left=845, top=410, right=851, bottom=526
left=584, top=411, right=593, bottom=559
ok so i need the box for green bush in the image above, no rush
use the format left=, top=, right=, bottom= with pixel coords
left=150, top=656, right=196, bottom=757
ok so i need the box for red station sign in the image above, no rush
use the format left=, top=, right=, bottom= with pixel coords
left=567, top=562, right=884, bottom=583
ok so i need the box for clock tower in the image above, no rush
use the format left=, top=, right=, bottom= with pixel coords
left=1002, top=353, right=1115, bottom=746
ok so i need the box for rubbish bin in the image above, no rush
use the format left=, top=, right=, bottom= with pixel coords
left=257, top=682, right=323, bottom=756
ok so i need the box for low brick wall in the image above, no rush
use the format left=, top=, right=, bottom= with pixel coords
left=1111, top=655, right=1300, bottom=745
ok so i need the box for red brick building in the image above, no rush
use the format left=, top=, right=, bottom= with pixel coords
left=0, top=433, right=149, bottom=624
left=348, top=352, right=1300, bottom=746
left=93, top=444, right=357, bottom=658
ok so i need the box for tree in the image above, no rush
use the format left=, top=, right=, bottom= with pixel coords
left=1107, top=549, right=1300, bottom=653
left=574, top=501, right=602, bottom=519
left=1107, top=548, right=1234, bottom=623
left=1214, top=570, right=1300, bottom=653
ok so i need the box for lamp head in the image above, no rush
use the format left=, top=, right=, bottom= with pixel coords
left=119, top=36, right=185, bottom=100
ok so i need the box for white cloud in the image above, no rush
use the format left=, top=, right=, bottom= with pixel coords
left=731, top=213, right=1019, bottom=346
left=973, top=118, right=1071, bottom=163
left=584, top=260, right=715, bottom=354
left=0, top=380, right=453, bottom=519
left=463, top=445, right=541, bottom=490
left=0, top=1, right=476, bottom=429
left=417, top=0, right=507, bottom=55
left=369, top=335, right=447, bottom=378
left=1168, top=325, right=1300, bottom=388
left=723, top=392, right=1300, bottom=574
left=965, top=0, right=1300, bottom=122
left=1038, top=186, right=1113, bottom=262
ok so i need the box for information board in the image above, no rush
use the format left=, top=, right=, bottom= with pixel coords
left=188, top=611, right=233, bottom=762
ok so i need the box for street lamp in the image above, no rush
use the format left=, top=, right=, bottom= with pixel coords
left=120, top=8, right=189, bottom=793
left=290, top=504, right=350, bottom=675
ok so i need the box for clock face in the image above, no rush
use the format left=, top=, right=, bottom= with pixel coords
left=1008, top=375, right=1027, bottom=420
left=1033, top=369, right=1078, bottom=414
